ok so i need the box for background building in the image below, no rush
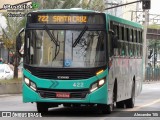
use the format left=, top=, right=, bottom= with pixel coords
left=104, top=0, right=143, bottom=23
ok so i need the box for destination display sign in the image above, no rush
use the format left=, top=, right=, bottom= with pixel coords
left=27, top=13, right=105, bottom=24
left=38, top=15, right=87, bottom=23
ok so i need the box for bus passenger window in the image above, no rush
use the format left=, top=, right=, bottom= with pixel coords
left=121, top=42, right=125, bottom=56
left=137, top=31, right=139, bottom=43
left=122, top=27, right=124, bottom=40
left=125, top=42, right=129, bottom=56
left=119, top=26, right=122, bottom=40
left=114, top=25, right=119, bottom=39
left=124, top=27, right=126, bottom=41
left=131, top=29, right=134, bottom=42
left=127, top=28, right=130, bottom=41
left=133, top=30, right=136, bottom=42
left=129, top=43, right=133, bottom=57
left=134, top=44, right=137, bottom=57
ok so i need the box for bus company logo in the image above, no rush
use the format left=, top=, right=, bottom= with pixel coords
left=3, top=2, right=40, bottom=17
left=57, top=76, right=70, bottom=79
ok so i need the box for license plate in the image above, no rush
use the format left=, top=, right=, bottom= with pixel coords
left=56, top=92, right=70, bottom=98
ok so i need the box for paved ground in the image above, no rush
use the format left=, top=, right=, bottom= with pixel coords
left=0, top=82, right=160, bottom=120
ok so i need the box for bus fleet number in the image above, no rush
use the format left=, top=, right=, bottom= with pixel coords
left=73, top=82, right=84, bottom=88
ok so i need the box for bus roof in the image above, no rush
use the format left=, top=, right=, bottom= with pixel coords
left=33, top=9, right=96, bottom=13
left=30, top=9, right=143, bottom=29
left=105, top=14, right=143, bottom=29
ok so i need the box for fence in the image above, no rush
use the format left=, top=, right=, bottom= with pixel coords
left=145, top=67, right=160, bottom=81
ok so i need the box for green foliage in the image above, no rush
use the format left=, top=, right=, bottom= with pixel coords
left=148, top=24, right=160, bottom=29
left=1, top=13, right=26, bottom=53
left=32, top=0, right=105, bottom=11
left=147, top=25, right=160, bottom=50
left=1, top=13, right=26, bottom=78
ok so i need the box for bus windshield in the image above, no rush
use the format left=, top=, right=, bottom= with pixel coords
left=26, top=29, right=106, bottom=68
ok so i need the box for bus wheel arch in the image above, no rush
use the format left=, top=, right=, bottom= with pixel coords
left=100, top=78, right=117, bottom=114
left=113, top=78, right=117, bottom=102
left=124, top=78, right=135, bottom=108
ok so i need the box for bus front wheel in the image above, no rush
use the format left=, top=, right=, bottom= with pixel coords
left=37, top=102, right=48, bottom=112
left=100, top=90, right=115, bottom=114
left=125, top=82, right=135, bottom=108
left=98, top=104, right=113, bottom=114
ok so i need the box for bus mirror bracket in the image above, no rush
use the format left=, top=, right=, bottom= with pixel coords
left=16, top=28, right=24, bottom=57
left=109, top=29, right=118, bottom=48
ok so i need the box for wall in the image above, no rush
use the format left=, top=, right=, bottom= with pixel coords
left=0, top=83, right=22, bottom=95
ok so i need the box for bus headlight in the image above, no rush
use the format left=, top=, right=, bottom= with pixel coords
left=90, top=83, right=98, bottom=92
left=30, top=82, right=37, bottom=91
left=24, top=77, right=37, bottom=91
left=98, top=79, right=105, bottom=86
left=90, top=79, right=106, bottom=93
left=24, top=78, right=30, bottom=85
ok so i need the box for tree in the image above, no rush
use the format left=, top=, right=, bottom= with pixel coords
left=148, top=24, right=160, bottom=29
left=32, top=0, right=105, bottom=12
left=1, top=14, right=26, bottom=78
left=1, top=0, right=105, bottom=78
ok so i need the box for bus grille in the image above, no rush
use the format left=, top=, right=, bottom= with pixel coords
left=24, top=64, right=106, bottom=80
left=38, top=89, right=89, bottom=99
left=34, top=70, right=93, bottom=80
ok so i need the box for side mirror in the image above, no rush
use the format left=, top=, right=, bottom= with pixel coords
left=112, top=35, right=118, bottom=48
left=16, top=28, right=24, bottom=57
left=16, top=35, right=22, bottom=51
left=109, top=29, right=118, bottom=48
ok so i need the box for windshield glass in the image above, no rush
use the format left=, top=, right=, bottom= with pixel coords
left=25, top=30, right=106, bottom=68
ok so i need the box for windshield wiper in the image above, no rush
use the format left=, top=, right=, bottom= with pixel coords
left=44, top=25, right=59, bottom=46
left=44, top=25, right=60, bottom=61
left=72, top=26, right=88, bottom=47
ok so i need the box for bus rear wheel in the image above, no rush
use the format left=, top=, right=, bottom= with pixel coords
left=116, top=101, right=125, bottom=108
left=37, top=102, right=48, bottom=112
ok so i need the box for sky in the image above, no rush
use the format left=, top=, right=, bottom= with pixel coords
left=150, top=0, right=159, bottom=14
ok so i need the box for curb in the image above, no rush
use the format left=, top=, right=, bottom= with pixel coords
left=0, top=83, right=22, bottom=95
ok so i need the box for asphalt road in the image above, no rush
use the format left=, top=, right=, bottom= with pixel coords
left=0, top=81, right=160, bottom=120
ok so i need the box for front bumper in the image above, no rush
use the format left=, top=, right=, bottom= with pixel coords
left=23, top=82, right=107, bottom=104
left=22, top=68, right=108, bottom=104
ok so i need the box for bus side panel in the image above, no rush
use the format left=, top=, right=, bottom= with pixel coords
left=107, top=57, right=143, bottom=103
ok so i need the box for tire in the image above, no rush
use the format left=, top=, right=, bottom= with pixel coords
left=37, top=102, right=48, bottom=112
left=98, top=103, right=114, bottom=114
left=101, top=90, right=115, bottom=114
left=125, top=82, right=135, bottom=108
left=116, top=101, right=125, bottom=108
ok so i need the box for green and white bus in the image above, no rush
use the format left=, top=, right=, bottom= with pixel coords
left=16, top=9, right=144, bottom=113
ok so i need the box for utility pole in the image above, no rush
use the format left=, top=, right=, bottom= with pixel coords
left=143, top=9, right=149, bottom=77
left=154, top=42, right=157, bottom=68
